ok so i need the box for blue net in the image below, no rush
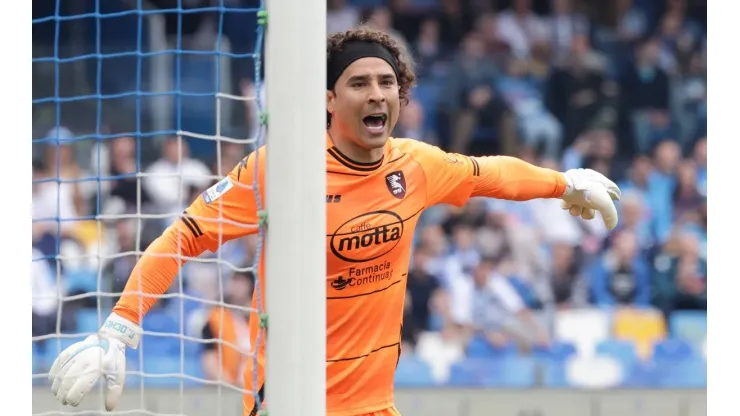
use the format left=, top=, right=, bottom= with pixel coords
left=32, top=0, right=266, bottom=413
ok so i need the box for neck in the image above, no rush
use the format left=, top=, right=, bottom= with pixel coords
left=327, top=126, right=385, bottom=163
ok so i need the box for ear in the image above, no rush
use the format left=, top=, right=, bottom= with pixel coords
left=326, top=90, right=335, bottom=116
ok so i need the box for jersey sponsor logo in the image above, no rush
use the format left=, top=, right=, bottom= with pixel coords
left=331, top=276, right=353, bottom=290
left=330, top=261, right=394, bottom=291
left=202, top=177, right=234, bottom=204
left=385, top=171, right=406, bottom=199
left=329, top=211, right=403, bottom=262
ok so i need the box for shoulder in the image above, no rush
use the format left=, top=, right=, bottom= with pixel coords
left=245, top=145, right=268, bottom=168
left=388, top=137, right=464, bottom=167
left=233, top=145, right=267, bottom=184
left=388, top=137, right=442, bottom=159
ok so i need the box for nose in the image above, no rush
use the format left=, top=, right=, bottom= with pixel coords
left=367, top=81, right=385, bottom=104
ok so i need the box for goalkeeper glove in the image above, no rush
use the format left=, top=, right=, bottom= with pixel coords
left=560, top=168, right=622, bottom=230
left=49, top=313, right=141, bottom=410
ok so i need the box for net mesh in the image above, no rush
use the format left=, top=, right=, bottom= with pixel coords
left=32, top=1, right=266, bottom=414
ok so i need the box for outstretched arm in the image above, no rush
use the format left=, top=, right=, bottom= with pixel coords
left=114, top=153, right=262, bottom=324
left=408, top=140, right=620, bottom=229
left=49, top=150, right=263, bottom=411
left=467, top=155, right=567, bottom=200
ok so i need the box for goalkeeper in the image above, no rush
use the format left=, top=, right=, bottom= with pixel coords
left=49, top=26, right=621, bottom=416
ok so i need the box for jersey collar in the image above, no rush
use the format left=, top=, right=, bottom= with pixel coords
left=325, top=133, right=388, bottom=174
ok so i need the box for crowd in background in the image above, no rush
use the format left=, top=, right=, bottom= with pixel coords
left=32, top=0, right=707, bottom=388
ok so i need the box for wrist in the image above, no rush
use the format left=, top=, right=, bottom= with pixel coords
left=99, top=312, right=142, bottom=349
left=560, top=172, right=574, bottom=195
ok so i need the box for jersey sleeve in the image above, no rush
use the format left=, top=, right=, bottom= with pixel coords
left=408, top=141, right=478, bottom=207
left=113, top=149, right=264, bottom=325
left=410, top=141, right=568, bottom=207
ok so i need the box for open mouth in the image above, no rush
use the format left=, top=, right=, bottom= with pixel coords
left=362, top=113, right=388, bottom=134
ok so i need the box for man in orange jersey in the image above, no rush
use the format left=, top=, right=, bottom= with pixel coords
left=49, top=26, right=621, bottom=416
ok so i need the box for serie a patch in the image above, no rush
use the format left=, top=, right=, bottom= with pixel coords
left=202, top=177, right=234, bottom=204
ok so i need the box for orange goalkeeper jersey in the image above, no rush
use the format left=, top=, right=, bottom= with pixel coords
left=113, top=135, right=567, bottom=416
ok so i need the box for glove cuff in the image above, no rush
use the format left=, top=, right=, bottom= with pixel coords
left=561, top=172, right=575, bottom=196
left=99, top=312, right=142, bottom=349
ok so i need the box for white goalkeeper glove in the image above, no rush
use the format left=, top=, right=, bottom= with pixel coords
left=49, top=313, right=141, bottom=410
left=560, top=168, right=622, bottom=230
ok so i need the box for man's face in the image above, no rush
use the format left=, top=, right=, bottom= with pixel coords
left=327, top=57, right=400, bottom=151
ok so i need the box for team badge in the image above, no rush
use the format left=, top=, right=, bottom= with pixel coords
left=385, top=171, right=406, bottom=199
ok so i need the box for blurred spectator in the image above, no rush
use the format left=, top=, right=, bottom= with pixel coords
left=671, top=52, right=706, bottom=145
left=48, top=127, right=94, bottom=213
left=365, top=7, right=410, bottom=53
left=496, top=56, right=562, bottom=158
left=692, top=137, right=707, bottom=196
left=406, top=245, right=445, bottom=336
left=656, top=0, right=703, bottom=75
left=446, top=220, right=482, bottom=275
left=582, top=129, right=628, bottom=182
left=615, top=191, right=653, bottom=252
left=652, top=231, right=706, bottom=316
left=592, top=0, right=648, bottom=75
left=649, top=140, right=681, bottom=243
left=619, top=154, right=653, bottom=195
left=201, top=270, right=255, bottom=385
left=548, top=0, right=590, bottom=65
left=326, top=0, right=360, bottom=34
left=474, top=13, right=512, bottom=66
left=32, top=158, right=75, bottom=251
left=39, top=141, right=85, bottom=222
left=545, top=242, right=588, bottom=309
left=477, top=201, right=548, bottom=286
left=435, top=0, right=471, bottom=47
left=32, top=247, right=74, bottom=336
left=614, top=0, right=649, bottom=44
left=394, top=99, right=437, bottom=144
left=442, top=32, right=508, bottom=155
left=620, top=37, right=671, bottom=154
left=402, top=290, right=422, bottom=350
left=103, top=136, right=153, bottom=214
left=104, top=218, right=144, bottom=295
left=415, top=225, right=449, bottom=275
left=143, top=136, right=212, bottom=216
left=561, top=133, right=592, bottom=171
left=452, top=257, right=549, bottom=350
left=527, top=196, right=584, bottom=248
left=673, top=160, right=703, bottom=223
left=588, top=229, right=650, bottom=307
left=414, top=18, right=449, bottom=79
left=495, top=0, right=550, bottom=60
left=546, top=34, right=609, bottom=148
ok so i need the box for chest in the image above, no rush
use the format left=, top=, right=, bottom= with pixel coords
left=325, top=164, right=426, bottom=266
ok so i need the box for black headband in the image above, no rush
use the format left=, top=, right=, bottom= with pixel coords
left=327, top=41, right=400, bottom=90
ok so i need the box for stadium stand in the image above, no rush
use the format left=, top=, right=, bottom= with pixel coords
left=32, top=0, right=707, bottom=389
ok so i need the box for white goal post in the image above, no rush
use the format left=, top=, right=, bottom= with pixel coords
left=264, top=0, right=327, bottom=415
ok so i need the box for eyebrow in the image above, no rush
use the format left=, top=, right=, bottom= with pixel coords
left=346, top=73, right=396, bottom=83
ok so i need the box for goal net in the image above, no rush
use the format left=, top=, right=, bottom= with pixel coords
left=31, top=1, right=325, bottom=415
